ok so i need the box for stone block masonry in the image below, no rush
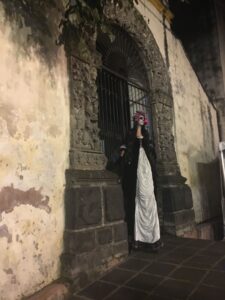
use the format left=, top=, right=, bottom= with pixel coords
left=61, top=170, right=128, bottom=292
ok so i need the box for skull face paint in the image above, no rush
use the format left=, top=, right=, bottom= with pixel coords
left=133, top=111, right=148, bottom=126
left=138, top=115, right=145, bottom=126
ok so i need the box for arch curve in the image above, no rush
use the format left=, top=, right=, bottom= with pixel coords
left=64, top=0, right=195, bottom=238
left=103, top=2, right=179, bottom=174
left=97, top=26, right=149, bottom=90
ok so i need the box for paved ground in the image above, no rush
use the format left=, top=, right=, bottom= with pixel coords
left=71, top=235, right=225, bottom=300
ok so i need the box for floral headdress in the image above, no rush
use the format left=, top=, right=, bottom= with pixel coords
left=133, top=111, right=148, bottom=125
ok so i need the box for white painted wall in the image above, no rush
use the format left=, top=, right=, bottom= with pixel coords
left=0, top=4, right=70, bottom=300
left=136, top=0, right=220, bottom=223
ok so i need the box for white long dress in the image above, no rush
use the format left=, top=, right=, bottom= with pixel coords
left=134, top=144, right=160, bottom=243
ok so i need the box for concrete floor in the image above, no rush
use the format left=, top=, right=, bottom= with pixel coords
left=71, top=235, right=225, bottom=300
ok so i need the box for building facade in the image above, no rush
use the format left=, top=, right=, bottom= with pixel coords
left=0, top=0, right=222, bottom=298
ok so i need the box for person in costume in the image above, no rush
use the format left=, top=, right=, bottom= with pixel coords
left=120, top=111, right=163, bottom=252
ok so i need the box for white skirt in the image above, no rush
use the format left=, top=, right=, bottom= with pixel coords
left=134, top=147, right=160, bottom=243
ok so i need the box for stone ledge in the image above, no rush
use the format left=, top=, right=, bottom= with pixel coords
left=66, top=169, right=119, bottom=186
left=163, top=209, right=195, bottom=235
left=182, top=217, right=223, bottom=240
left=23, top=282, right=71, bottom=300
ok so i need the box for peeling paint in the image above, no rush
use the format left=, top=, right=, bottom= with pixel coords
left=0, top=104, right=18, bottom=137
left=0, top=185, right=51, bottom=220
left=167, top=32, right=220, bottom=223
left=4, top=268, right=13, bottom=275
left=11, top=275, right=17, bottom=284
left=0, top=224, right=12, bottom=243
left=33, top=241, right=39, bottom=250
left=0, top=2, right=69, bottom=299
left=48, top=125, right=62, bottom=137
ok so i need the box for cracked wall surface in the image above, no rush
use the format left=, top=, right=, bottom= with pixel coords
left=0, top=2, right=70, bottom=299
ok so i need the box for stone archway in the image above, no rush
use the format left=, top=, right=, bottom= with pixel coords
left=62, top=0, right=195, bottom=291
left=104, top=4, right=178, bottom=173
left=96, top=25, right=154, bottom=163
left=103, top=2, right=195, bottom=235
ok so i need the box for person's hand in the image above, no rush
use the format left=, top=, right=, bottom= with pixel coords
left=119, top=145, right=126, bottom=157
left=120, top=150, right=125, bottom=157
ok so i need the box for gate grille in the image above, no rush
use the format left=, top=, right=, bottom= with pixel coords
left=97, top=67, right=152, bottom=162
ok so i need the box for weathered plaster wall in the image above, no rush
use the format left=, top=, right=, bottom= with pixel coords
left=167, top=33, right=220, bottom=223
left=136, top=0, right=167, bottom=60
left=136, top=0, right=220, bottom=223
left=0, top=2, right=69, bottom=300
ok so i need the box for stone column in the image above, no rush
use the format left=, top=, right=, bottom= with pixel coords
left=152, top=89, right=195, bottom=236
left=103, top=0, right=195, bottom=237
left=67, top=48, right=106, bottom=170
left=62, top=31, right=128, bottom=291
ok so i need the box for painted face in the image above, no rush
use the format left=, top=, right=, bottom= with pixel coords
left=138, top=115, right=145, bottom=126
left=133, top=111, right=148, bottom=126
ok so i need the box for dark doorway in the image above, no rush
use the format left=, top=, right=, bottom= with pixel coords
left=97, top=27, right=153, bottom=163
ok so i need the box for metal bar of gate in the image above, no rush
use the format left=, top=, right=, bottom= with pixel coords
left=101, top=65, right=149, bottom=94
left=219, top=142, right=225, bottom=238
left=97, top=67, right=151, bottom=161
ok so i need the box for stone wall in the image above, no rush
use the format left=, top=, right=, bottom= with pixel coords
left=61, top=13, right=129, bottom=289
left=62, top=170, right=128, bottom=290
left=102, top=0, right=195, bottom=236
left=0, top=1, right=70, bottom=299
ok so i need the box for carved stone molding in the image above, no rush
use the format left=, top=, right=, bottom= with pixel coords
left=65, top=1, right=179, bottom=174
left=67, top=44, right=106, bottom=170
left=69, top=149, right=107, bottom=171
left=103, top=2, right=178, bottom=176
left=102, top=1, right=195, bottom=235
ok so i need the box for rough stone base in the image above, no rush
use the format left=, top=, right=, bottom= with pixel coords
left=181, top=217, right=224, bottom=240
left=62, top=170, right=128, bottom=292
left=24, top=282, right=71, bottom=300
left=163, top=209, right=195, bottom=236
left=158, top=174, right=195, bottom=236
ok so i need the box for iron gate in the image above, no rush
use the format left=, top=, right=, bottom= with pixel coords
left=97, top=66, right=152, bottom=163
